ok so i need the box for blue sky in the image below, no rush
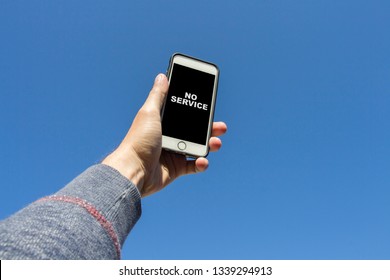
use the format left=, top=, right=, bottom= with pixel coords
left=1, top=0, right=390, bottom=259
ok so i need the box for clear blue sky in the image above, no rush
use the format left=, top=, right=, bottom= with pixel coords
left=1, top=0, right=390, bottom=259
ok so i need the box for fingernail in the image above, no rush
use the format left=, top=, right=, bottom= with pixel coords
left=155, top=74, right=164, bottom=84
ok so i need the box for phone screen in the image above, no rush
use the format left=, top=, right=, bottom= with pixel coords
left=162, top=63, right=216, bottom=145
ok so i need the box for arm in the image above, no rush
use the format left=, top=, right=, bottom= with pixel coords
left=0, top=74, right=227, bottom=259
left=0, top=164, right=140, bottom=259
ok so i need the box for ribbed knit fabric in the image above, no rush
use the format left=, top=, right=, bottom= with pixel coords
left=0, top=164, right=142, bottom=259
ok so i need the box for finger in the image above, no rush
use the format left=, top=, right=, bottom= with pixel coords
left=185, top=157, right=209, bottom=174
left=142, top=74, right=169, bottom=112
left=195, top=157, right=209, bottom=173
left=209, top=137, right=222, bottom=152
left=211, top=122, right=228, bottom=137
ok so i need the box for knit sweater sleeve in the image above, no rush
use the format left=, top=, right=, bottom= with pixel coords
left=0, top=164, right=141, bottom=260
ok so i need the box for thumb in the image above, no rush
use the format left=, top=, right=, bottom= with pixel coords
left=143, top=74, right=169, bottom=112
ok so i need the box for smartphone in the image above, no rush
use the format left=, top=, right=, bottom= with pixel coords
left=161, top=53, right=219, bottom=158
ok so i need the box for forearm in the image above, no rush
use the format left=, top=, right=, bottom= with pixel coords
left=0, top=164, right=141, bottom=260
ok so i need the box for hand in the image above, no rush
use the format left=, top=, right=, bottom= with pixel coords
left=102, top=74, right=227, bottom=197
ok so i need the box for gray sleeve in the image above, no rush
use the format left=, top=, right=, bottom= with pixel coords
left=0, top=164, right=142, bottom=260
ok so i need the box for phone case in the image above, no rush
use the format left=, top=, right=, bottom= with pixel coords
left=163, top=53, right=220, bottom=158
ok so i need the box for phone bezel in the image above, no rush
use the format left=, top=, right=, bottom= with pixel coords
left=161, top=53, right=219, bottom=158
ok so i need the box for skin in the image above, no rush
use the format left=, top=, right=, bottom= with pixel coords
left=102, top=74, right=227, bottom=197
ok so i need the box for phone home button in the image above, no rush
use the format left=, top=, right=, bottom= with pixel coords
left=177, top=141, right=186, bottom=151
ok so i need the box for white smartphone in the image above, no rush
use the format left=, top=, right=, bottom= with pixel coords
left=161, top=53, right=219, bottom=158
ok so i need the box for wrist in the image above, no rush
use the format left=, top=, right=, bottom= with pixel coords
left=102, top=149, right=145, bottom=192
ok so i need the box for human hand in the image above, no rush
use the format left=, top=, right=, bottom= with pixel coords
left=102, top=74, right=227, bottom=197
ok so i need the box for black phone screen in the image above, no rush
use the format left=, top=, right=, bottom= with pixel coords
left=162, top=63, right=216, bottom=145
